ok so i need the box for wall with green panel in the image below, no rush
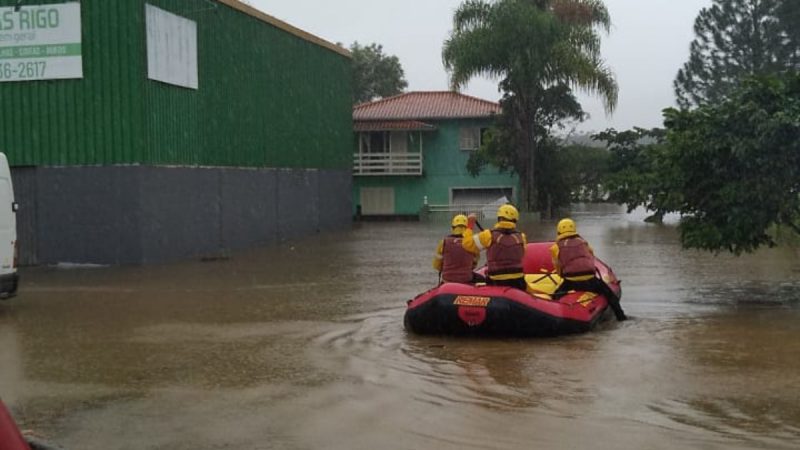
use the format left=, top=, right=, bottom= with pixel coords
left=0, top=0, right=352, bottom=169
left=0, top=0, right=146, bottom=165
left=142, top=0, right=352, bottom=169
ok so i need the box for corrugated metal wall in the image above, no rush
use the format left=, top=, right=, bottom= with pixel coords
left=0, top=0, right=352, bottom=169
left=0, top=0, right=146, bottom=166
left=142, top=0, right=352, bottom=169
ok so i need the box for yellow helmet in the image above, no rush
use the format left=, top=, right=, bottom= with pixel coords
left=556, top=218, right=577, bottom=239
left=451, top=214, right=468, bottom=228
left=497, top=204, right=519, bottom=223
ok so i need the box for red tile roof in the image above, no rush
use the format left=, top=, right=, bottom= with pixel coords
left=354, top=91, right=501, bottom=120
left=354, top=120, right=437, bottom=132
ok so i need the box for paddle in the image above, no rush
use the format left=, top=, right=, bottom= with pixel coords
left=467, top=214, right=484, bottom=231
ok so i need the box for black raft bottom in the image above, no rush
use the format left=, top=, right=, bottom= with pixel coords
left=404, top=294, right=607, bottom=337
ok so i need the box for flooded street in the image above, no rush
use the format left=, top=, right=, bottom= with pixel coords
left=1, top=205, right=799, bottom=450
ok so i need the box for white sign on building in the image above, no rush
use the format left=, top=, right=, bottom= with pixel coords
left=146, top=4, right=198, bottom=90
left=0, top=3, right=83, bottom=82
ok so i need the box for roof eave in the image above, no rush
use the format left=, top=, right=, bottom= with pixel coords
left=216, top=0, right=350, bottom=58
left=353, top=115, right=500, bottom=121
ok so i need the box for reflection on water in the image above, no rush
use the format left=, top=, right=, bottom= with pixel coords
left=0, top=204, right=798, bottom=449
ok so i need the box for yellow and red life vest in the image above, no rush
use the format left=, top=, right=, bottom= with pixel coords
left=557, top=236, right=596, bottom=278
left=487, top=229, right=524, bottom=278
left=441, top=235, right=475, bottom=283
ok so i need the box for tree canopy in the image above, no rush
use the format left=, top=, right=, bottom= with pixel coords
left=443, top=0, right=617, bottom=214
left=604, top=75, right=800, bottom=253
left=674, top=0, right=798, bottom=108
left=594, top=128, right=677, bottom=222
left=555, top=143, right=611, bottom=203
left=350, top=42, right=408, bottom=104
left=778, top=0, right=800, bottom=65
left=664, top=74, right=800, bottom=253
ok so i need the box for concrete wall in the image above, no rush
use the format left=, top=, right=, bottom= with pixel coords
left=11, top=166, right=351, bottom=266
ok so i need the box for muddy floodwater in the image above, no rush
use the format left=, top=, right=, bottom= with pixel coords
left=1, top=205, right=799, bottom=450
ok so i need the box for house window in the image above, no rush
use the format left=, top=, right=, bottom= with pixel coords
left=390, top=131, right=408, bottom=153
left=359, top=134, right=370, bottom=153
left=359, top=131, right=409, bottom=153
left=460, top=127, right=485, bottom=151
left=364, top=132, right=389, bottom=153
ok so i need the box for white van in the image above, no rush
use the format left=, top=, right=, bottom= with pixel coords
left=0, top=153, right=18, bottom=299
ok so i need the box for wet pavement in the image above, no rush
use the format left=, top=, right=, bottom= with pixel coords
left=1, top=204, right=799, bottom=449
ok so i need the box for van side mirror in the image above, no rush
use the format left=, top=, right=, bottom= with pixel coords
left=12, top=202, right=18, bottom=212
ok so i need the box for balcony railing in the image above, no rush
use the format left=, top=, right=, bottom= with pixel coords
left=353, top=152, right=422, bottom=176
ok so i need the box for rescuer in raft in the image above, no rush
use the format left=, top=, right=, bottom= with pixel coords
left=462, top=204, right=528, bottom=291
left=551, top=218, right=627, bottom=321
left=432, top=214, right=480, bottom=284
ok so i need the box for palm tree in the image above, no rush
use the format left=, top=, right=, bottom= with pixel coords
left=442, top=0, right=618, bottom=213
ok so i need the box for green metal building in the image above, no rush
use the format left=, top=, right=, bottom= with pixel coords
left=0, top=0, right=353, bottom=264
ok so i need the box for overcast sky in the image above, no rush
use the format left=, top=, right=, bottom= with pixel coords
left=254, top=0, right=711, bottom=133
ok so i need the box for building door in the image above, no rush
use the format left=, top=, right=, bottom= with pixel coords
left=452, top=187, right=513, bottom=207
left=359, top=187, right=395, bottom=216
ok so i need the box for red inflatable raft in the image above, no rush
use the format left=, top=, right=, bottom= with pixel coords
left=404, top=242, right=621, bottom=337
left=0, top=399, right=31, bottom=450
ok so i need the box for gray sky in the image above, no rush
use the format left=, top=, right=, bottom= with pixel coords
left=254, top=0, right=711, bottom=132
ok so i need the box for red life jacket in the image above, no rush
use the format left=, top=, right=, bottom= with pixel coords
left=441, top=235, right=475, bottom=283
left=487, top=229, right=524, bottom=277
left=557, top=236, right=596, bottom=277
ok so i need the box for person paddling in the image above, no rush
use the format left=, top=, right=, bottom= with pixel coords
left=433, top=214, right=480, bottom=284
left=551, top=218, right=627, bottom=321
left=462, top=204, right=527, bottom=291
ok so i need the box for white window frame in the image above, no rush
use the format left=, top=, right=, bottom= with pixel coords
left=459, top=127, right=481, bottom=151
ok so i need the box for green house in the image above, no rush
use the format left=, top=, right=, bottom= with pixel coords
left=353, top=91, right=520, bottom=217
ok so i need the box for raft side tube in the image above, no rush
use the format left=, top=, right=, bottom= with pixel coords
left=404, top=291, right=608, bottom=337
